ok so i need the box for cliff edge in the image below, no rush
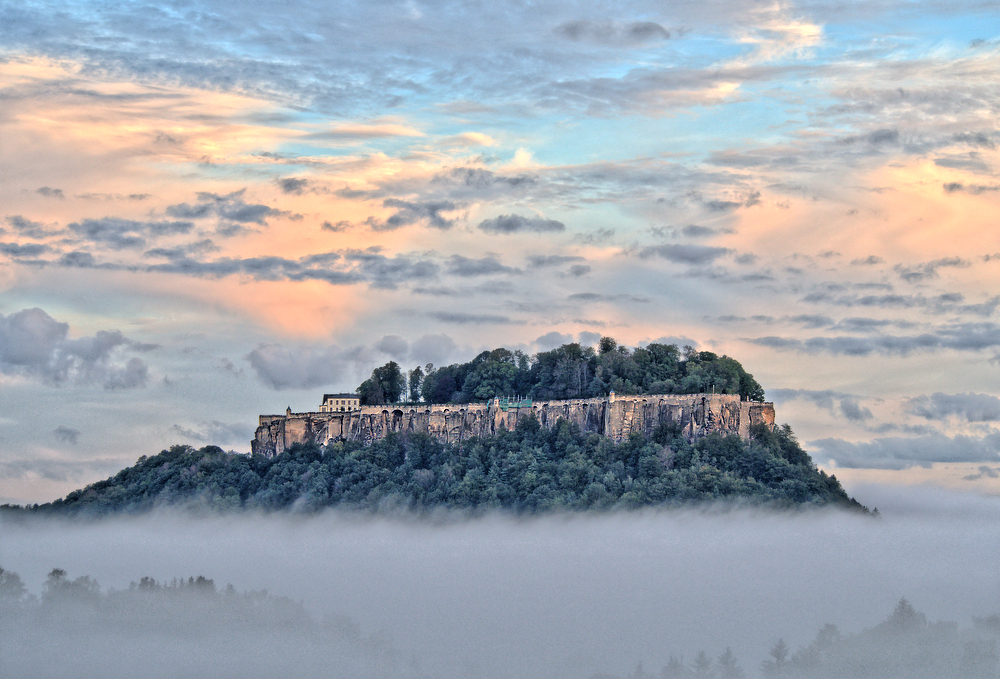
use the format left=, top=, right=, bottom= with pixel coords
left=252, top=392, right=775, bottom=457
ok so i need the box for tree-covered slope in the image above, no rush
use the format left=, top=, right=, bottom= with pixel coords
left=17, top=418, right=867, bottom=516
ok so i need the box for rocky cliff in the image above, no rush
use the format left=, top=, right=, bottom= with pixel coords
left=252, top=393, right=776, bottom=457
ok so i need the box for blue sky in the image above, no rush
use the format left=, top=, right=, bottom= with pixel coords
left=1, top=0, right=999, bottom=503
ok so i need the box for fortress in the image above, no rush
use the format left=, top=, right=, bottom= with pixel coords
left=252, top=392, right=776, bottom=457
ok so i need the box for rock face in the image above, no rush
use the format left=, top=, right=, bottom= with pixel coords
left=252, top=393, right=776, bottom=457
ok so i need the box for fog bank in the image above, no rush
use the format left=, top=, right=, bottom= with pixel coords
left=4, top=489, right=1000, bottom=678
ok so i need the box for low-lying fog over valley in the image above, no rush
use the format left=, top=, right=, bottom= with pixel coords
left=4, top=485, right=1000, bottom=679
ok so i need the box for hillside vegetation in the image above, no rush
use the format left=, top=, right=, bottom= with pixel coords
left=16, top=418, right=867, bottom=516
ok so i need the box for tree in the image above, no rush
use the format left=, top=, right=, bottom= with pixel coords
left=717, top=647, right=743, bottom=679
left=883, top=597, right=926, bottom=633
left=693, top=651, right=712, bottom=678
left=662, top=655, right=687, bottom=679
left=42, top=568, right=100, bottom=604
left=408, top=366, right=424, bottom=402
left=357, top=361, right=406, bottom=405
left=630, top=661, right=653, bottom=679
left=761, top=639, right=789, bottom=677
left=357, top=377, right=384, bottom=405
left=0, top=567, right=26, bottom=604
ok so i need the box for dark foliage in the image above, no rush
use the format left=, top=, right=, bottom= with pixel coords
left=416, top=339, right=765, bottom=405
left=14, top=418, right=866, bottom=517
left=357, top=361, right=406, bottom=405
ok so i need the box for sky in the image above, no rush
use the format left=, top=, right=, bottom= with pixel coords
left=1, top=0, right=1000, bottom=504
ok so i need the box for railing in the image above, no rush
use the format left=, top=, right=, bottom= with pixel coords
left=495, top=396, right=533, bottom=411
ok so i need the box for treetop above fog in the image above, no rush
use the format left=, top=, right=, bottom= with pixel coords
left=358, top=337, right=766, bottom=406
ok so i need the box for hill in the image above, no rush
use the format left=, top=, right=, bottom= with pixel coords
left=12, top=417, right=867, bottom=516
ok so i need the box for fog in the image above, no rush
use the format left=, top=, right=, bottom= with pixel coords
left=4, top=487, right=1000, bottom=679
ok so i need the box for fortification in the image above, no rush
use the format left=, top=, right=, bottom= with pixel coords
left=251, top=392, right=776, bottom=457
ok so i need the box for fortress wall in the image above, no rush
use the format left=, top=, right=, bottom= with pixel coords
left=251, top=393, right=776, bottom=457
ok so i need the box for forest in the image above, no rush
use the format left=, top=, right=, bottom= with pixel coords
left=356, top=337, right=766, bottom=406
left=2, top=565, right=997, bottom=679
left=7, top=417, right=867, bottom=516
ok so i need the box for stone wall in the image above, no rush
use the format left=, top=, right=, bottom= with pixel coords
left=251, top=393, right=776, bottom=457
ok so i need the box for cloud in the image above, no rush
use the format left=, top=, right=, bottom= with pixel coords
left=6, top=215, right=52, bottom=239
left=245, top=344, right=345, bottom=390
left=143, top=239, right=220, bottom=261
left=567, top=264, right=591, bottom=277
left=427, top=312, right=514, bottom=324
left=789, top=314, right=834, bottom=329
left=477, top=214, right=565, bottom=234
left=526, top=255, right=584, bottom=268
left=0, top=308, right=149, bottom=389
left=677, top=224, right=733, bottom=238
left=905, top=392, right=1000, bottom=422
left=851, top=255, right=884, bottom=266
left=103, top=357, right=150, bottom=389
left=409, top=334, right=458, bottom=367
left=837, top=128, right=899, bottom=146
left=688, top=190, right=761, bottom=213
left=430, top=168, right=536, bottom=197
left=58, top=251, right=100, bottom=268
left=52, top=426, right=80, bottom=444
left=839, top=398, right=873, bottom=422
left=894, top=257, right=970, bottom=283
left=67, top=217, right=194, bottom=250
left=277, top=177, right=309, bottom=194
left=412, top=286, right=461, bottom=296
left=942, top=182, right=1000, bottom=195
left=305, top=122, right=424, bottom=140
left=636, top=244, right=730, bottom=264
left=798, top=290, right=998, bottom=317
left=746, top=323, right=1000, bottom=356
left=0, top=456, right=123, bottom=483
left=142, top=248, right=435, bottom=290
left=341, top=249, right=439, bottom=289
left=321, top=221, right=350, bottom=232
left=445, top=255, right=520, bottom=277
left=812, top=432, right=1000, bottom=469
left=367, top=200, right=459, bottom=231
left=441, top=132, right=497, bottom=146
left=170, top=420, right=254, bottom=445
left=771, top=388, right=853, bottom=410
left=555, top=20, right=670, bottom=46
left=535, top=332, right=574, bottom=350
left=166, top=189, right=291, bottom=226
left=0, top=242, right=50, bottom=257
left=575, top=228, right=615, bottom=245
left=376, top=335, right=409, bottom=361
left=963, top=465, right=1000, bottom=481
left=75, top=192, right=151, bottom=201
left=828, top=318, right=896, bottom=333
left=935, top=154, right=992, bottom=173
left=568, top=292, right=649, bottom=303
left=953, top=132, right=996, bottom=149
left=36, top=186, right=64, bottom=199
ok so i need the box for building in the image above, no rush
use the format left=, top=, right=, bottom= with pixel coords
left=319, top=393, right=361, bottom=412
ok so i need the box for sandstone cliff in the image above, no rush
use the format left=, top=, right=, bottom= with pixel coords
left=252, top=393, right=776, bottom=457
